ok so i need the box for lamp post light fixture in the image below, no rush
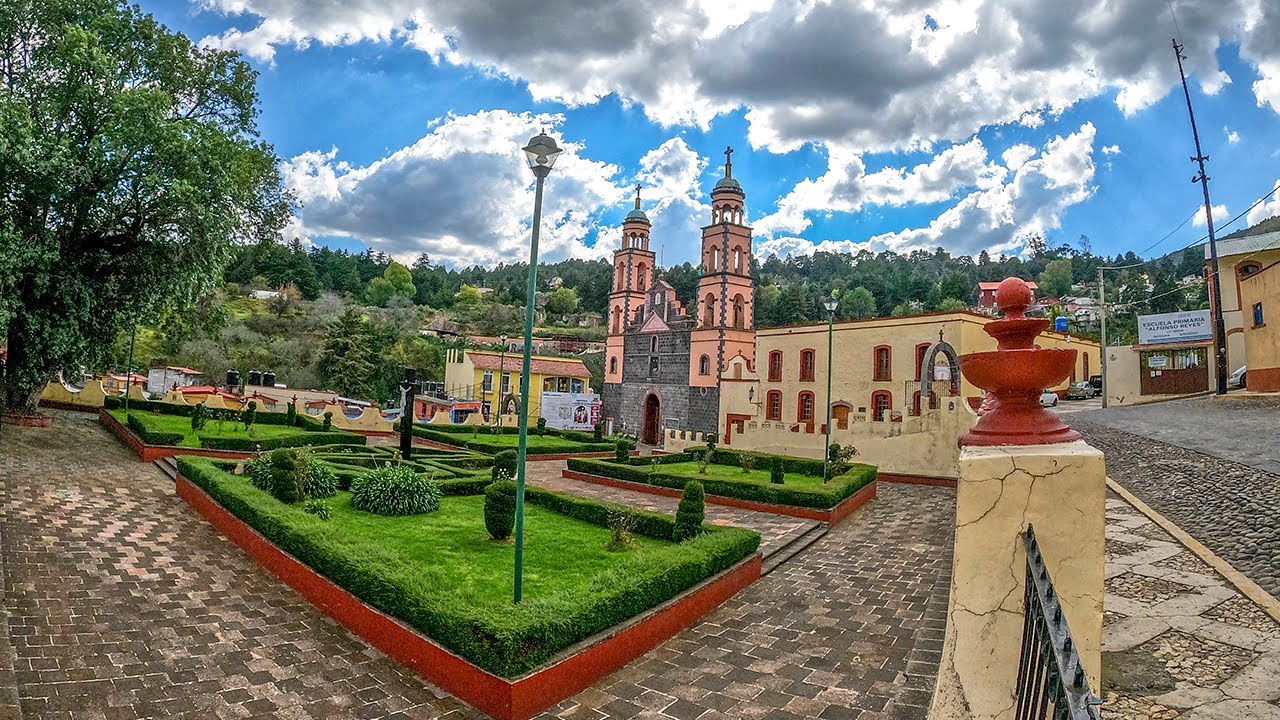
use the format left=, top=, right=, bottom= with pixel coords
left=498, top=334, right=508, bottom=430
left=513, top=129, right=562, bottom=604
left=822, top=295, right=839, bottom=484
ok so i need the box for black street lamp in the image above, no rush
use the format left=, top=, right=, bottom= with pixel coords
left=498, top=333, right=508, bottom=430
left=513, top=129, right=562, bottom=604
left=822, top=295, right=838, bottom=483
left=400, top=367, right=417, bottom=460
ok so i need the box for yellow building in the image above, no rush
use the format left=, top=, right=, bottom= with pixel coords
left=1239, top=259, right=1280, bottom=391
left=1208, top=228, right=1280, bottom=372
left=444, top=348, right=591, bottom=420
left=718, top=311, right=1098, bottom=442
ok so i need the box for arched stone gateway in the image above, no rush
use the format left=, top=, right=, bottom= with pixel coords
left=641, top=392, right=662, bottom=445
left=920, top=339, right=961, bottom=407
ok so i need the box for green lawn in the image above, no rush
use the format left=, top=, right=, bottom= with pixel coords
left=435, top=433, right=595, bottom=449
left=642, top=460, right=826, bottom=487
left=177, top=457, right=759, bottom=676
left=112, top=409, right=315, bottom=448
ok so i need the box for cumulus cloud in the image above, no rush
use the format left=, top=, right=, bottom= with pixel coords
left=1245, top=179, right=1280, bottom=226
left=756, top=236, right=873, bottom=260
left=198, top=0, right=1280, bottom=154
left=1192, top=203, right=1229, bottom=227
left=864, top=123, right=1098, bottom=256
left=1225, top=127, right=1241, bottom=143
left=1101, top=144, right=1122, bottom=155
left=281, top=110, right=624, bottom=266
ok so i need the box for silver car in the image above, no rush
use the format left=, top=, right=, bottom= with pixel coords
left=1039, top=390, right=1059, bottom=407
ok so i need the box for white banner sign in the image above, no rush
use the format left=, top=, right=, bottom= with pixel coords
left=1137, top=310, right=1212, bottom=345
left=540, top=391, right=601, bottom=430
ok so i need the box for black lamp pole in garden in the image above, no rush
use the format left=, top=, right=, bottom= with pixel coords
left=498, top=333, right=508, bottom=430
left=400, top=366, right=416, bottom=460
left=123, top=319, right=138, bottom=412
left=514, top=130, right=562, bottom=604
left=821, top=296, right=838, bottom=483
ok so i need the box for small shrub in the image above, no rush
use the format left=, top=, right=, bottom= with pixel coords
left=304, top=456, right=339, bottom=499
left=286, top=402, right=297, bottom=426
left=266, top=448, right=307, bottom=504
left=241, top=400, right=257, bottom=430
left=606, top=510, right=637, bottom=551
left=828, top=444, right=861, bottom=481
left=303, top=500, right=331, bottom=520
left=592, top=422, right=604, bottom=441
left=190, top=402, right=208, bottom=431
left=614, top=439, right=632, bottom=463
left=535, top=417, right=547, bottom=435
left=739, top=453, right=758, bottom=474
left=704, top=435, right=717, bottom=453
left=672, top=481, right=705, bottom=541
left=322, top=411, right=333, bottom=431
left=351, top=465, right=441, bottom=516
left=696, top=448, right=713, bottom=475
left=770, top=458, right=785, bottom=485
left=492, top=449, right=518, bottom=483
left=484, top=480, right=517, bottom=540
left=828, top=443, right=841, bottom=463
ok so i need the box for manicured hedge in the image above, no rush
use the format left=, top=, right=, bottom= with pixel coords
left=126, top=413, right=184, bottom=446
left=412, top=426, right=614, bottom=455
left=106, top=396, right=330, bottom=429
left=198, top=432, right=366, bottom=451
left=107, top=397, right=194, bottom=415
left=176, top=457, right=759, bottom=677
left=566, top=457, right=877, bottom=510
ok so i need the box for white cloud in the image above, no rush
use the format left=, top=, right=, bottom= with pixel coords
left=1002, top=144, right=1038, bottom=171
left=198, top=0, right=1280, bottom=154
left=602, top=137, right=712, bottom=266
left=281, top=109, right=624, bottom=267
left=1192, top=203, right=1229, bottom=228
left=1101, top=144, right=1122, bottom=155
left=1245, top=179, right=1280, bottom=226
left=1225, top=127, right=1241, bottom=143
left=754, top=137, right=1005, bottom=238
left=756, top=236, right=872, bottom=260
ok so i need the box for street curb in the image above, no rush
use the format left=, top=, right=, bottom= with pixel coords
left=1106, top=477, right=1280, bottom=624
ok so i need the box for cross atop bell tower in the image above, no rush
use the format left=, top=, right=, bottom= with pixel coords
left=723, top=146, right=734, bottom=178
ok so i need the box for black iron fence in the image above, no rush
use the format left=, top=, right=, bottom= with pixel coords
left=1016, top=524, right=1103, bottom=720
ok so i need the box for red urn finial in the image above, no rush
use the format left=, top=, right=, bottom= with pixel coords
left=957, top=277, right=1082, bottom=446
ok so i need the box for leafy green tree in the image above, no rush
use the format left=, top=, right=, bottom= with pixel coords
left=840, top=287, right=877, bottom=319
left=365, top=262, right=416, bottom=307
left=0, top=0, right=287, bottom=416
left=456, top=284, right=483, bottom=306
left=934, top=297, right=968, bottom=312
left=545, top=286, right=580, bottom=315
left=1037, top=258, right=1074, bottom=298
left=317, top=309, right=376, bottom=399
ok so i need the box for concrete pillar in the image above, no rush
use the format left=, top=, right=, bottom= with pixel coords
left=928, top=441, right=1105, bottom=719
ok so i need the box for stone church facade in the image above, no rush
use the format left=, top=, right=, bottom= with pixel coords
left=602, top=150, right=757, bottom=444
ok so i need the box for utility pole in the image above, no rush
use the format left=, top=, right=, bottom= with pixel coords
left=1173, top=38, right=1228, bottom=394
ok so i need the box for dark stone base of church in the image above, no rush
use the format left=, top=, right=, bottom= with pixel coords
left=603, top=383, right=721, bottom=442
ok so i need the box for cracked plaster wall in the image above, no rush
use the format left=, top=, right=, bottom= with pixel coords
left=929, top=441, right=1106, bottom=720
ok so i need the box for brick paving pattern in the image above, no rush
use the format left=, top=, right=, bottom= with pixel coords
left=0, top=410, right=471, bottom=720
left=525, top=460, right=822, bottom=559
left=1, top=410, right=957, bottom=719
left=1102, top=495, right=1280, bottom=719
left=1069, top=415, right=1280, bottom=596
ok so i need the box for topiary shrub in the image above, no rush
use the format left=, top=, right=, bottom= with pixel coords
left=322, top=411, right=333, bottom=431
left=535, top=417, right=547, bottom=435
left=246, top=449, right=337, bottom=501
left=770, top=458, right=785, bottom=485
left=265, top=448, right=306, bottom=504
left=492, top=449, right=518, bottom=483
left=351, top=465, right=441, bottom=516
left=828, top=443, right=841, bottom=463
left=286, top=401, right=297, bottom=426
left=241, top=400, right=257, bottom=430
left=614, top=439, right=633, bottom=463
left=190, top=402, right=208, bottom=431
left=483, top=480, right=516, bottom=540
left=672, top=481, right=705, bottom=542
left=593, top=422, right=604, bottom=441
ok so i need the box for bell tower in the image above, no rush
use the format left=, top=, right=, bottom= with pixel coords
left=690, top=147, right=756, bottom=388
left=605, top=185, right=656, bottom=385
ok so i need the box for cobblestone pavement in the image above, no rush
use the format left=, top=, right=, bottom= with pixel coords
left=537, top=480, right=956, bottom=720
left=0, top=410, right=474, bottom=720
left=525, top=460, right=822, bottom=559
left=1068, top=416, right=1280, bottom=597
left=1103, top=494, right=1280, bottom=719
left=1072, top=395, right=1280, bottom=475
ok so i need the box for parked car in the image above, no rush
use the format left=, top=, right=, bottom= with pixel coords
left=1088, top=375, right=1102, bottom=391
left=1039, top=390, right=1059, bottom=407
left=1228, top=366, right=1247, bottom=389
left=1066, top=382, right=1096, bottom=400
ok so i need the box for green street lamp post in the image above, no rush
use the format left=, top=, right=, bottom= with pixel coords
left=822, top=296, right=838, bottom=483
left=513, top=130, right=562, bottom=604
left=497, top=333, right=508, bottom=430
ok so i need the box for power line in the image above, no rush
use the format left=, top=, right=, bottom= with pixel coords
left=1136, top=206, right=1201, bottom=257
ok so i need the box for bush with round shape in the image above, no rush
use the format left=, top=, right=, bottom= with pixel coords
left=492, top=449, right=518, bottom=482
left=351, top=465, right=441, bottom=516
left=484, top=480, right=517, bottom=540
left=322, top=411, right=333, bottom=430
left=535, top=417, right=547, bottom=435
left=614, top=439, right=633, bottom=463
left=672, top=481, right=705, bottom=542
left=266, top=448, right=306, bottom=504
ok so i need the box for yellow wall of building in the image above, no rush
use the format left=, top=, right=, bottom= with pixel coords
left=1217, top=248, right=1280, bottom=371
left=445, top=349, right=591, bottom=420
left=1240, top=263, right=1280, bottom=391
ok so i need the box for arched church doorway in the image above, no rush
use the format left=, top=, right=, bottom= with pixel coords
left=642, top=393, right=661, bottom=445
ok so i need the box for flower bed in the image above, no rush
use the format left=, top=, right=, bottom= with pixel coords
left=176, top=457, right=759, bottom=683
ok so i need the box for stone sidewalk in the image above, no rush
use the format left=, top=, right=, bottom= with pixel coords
left=1102, top=494, right=1280, bottom=719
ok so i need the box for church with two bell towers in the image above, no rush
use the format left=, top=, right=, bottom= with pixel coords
left=602, top=148, right=757, bottom=444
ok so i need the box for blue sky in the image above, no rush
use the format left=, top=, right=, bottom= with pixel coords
left=143, top=1, right=1280, bottom=268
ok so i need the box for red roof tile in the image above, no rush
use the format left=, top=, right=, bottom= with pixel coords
left=467, top=352, right=588, bottom=378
